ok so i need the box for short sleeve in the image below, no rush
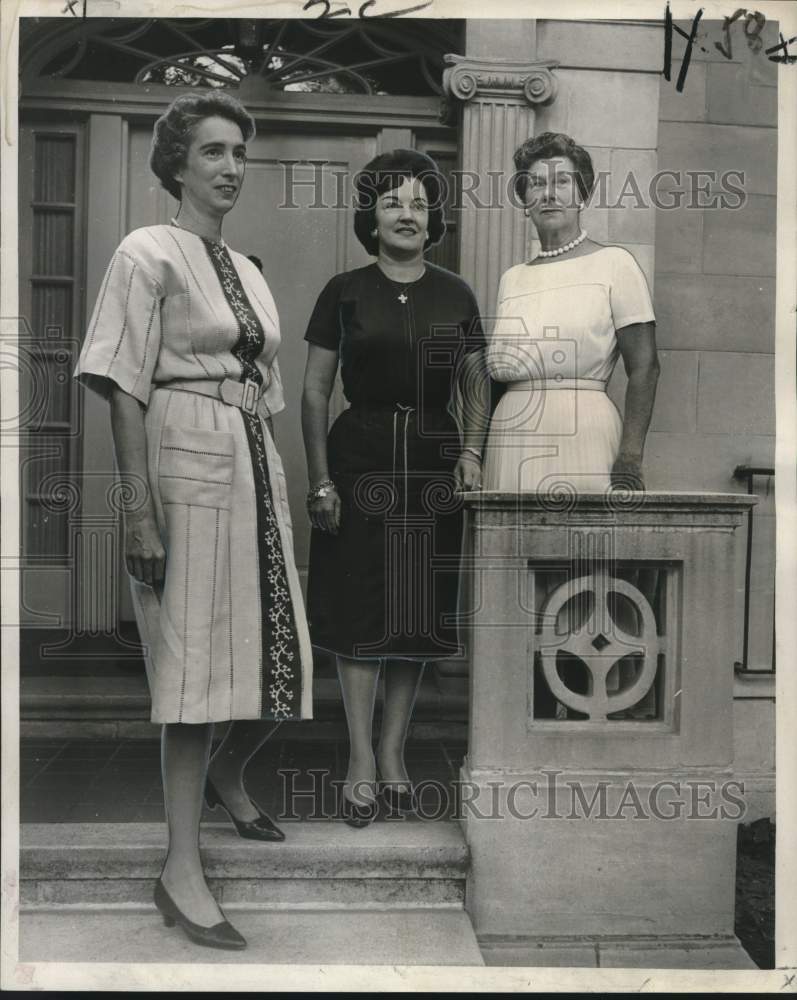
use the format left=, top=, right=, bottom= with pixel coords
left=609, top=249, right=656, bottom=330
left=260, top=355, right=285, bottom=418
left=304, top=274, right=344, bottom=351
left=74, top=246, right=163, bottom=406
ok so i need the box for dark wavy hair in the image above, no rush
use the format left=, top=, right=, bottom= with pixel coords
left=513, top=132, right=595, bottom=205
left=149, top=92, right=256, bottom=201
left=354, top=149, right=446, bottom=256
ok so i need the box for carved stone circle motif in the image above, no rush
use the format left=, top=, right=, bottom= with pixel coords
left=538, top=570, right=660, bottom=721
left=442, top=55, right=558, bottom=107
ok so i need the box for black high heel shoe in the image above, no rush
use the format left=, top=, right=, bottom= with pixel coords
left=205, top=776, right=285, bottom=842
left=340, top=786, right=378, bottom=829
left=376, top=768, right=416, bottom=815
left=153, top=878, right=246, bottom=951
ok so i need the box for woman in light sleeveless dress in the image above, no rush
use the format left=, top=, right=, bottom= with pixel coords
left=482, top=133, right=660, bottom=719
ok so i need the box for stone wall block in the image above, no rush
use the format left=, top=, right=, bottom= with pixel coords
left=733, top=699, right=776, bottom=771
left=702, top=194, right=776, bottom=277
left=655, top=202, right=703, bottom=274
left=654, top=274, right=775, bottom=353
left=607, top=148, right=658, bottom=245
left=697, top=352, right=775, bottom=435
left=660, top=62, right=707, bottom=122
left=536, top=20, right=662, bottom=72
left=557, top=69, right=660, bottom=149
left=642, top=432, right=774, bottom=492
left=658, top=122, right=777, bottom=197
left=707, top=62, right=778, bottom=127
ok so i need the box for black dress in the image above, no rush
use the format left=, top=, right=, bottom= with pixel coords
left=304, top=262, right=484, bottom=660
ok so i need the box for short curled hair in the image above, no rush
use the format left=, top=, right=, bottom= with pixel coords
left=513, top=132, right=595, bottom=205
left=354, top=149, right=446, bottom=256
left=150, top=91, right=256, bottom=201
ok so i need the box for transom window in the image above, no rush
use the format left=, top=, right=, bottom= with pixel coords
left=22, top=17, right=462, bottom=96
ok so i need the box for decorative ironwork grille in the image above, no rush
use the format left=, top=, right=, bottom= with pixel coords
left=24, top=18, right=462, bottom=96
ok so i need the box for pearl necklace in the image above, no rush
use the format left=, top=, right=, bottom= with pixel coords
left=537, top=229, right=587, bottom=258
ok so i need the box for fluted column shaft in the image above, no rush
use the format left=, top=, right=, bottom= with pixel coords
left=443, top=56, right=558, bottom=316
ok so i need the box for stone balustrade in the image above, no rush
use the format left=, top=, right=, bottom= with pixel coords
left=459, top=490, right=758, bottom=968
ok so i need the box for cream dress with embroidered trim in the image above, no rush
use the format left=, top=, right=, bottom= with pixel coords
left=75, top=224, right=313, bottom=724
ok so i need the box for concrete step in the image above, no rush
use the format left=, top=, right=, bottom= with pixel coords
left=19, top=907, right=485, bottom=966
left=21, top=820, right=470, bottom=908
left=21, top=675, right=467, bottom=720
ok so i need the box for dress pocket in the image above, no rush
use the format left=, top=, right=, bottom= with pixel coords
left=155, top=425, right=235, bottom=692
left=158, top=425, right=235, bottom=509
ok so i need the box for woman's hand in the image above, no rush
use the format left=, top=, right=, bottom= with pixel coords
left=124, top=512, right=166, bottom=586
left=454, top=452, right=482, bottom=492
left=611, top=453, right=645, bottom=491
left=308, top=487, right=342, bottom=535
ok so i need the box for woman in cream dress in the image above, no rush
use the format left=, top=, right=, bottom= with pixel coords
left=75, top=91, right=312, bottom=950
left=483, top=133, right=660, bottom=495
left=482, top=133, right=661, bottom=720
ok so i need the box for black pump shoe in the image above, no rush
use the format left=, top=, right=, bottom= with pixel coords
left=154, top=879, right=246, bottom=951
left=340, top=790, right=378, bottom=829
left=376, top=768, right=416, bottom=814
left=205, top=776, right=285, bottom=842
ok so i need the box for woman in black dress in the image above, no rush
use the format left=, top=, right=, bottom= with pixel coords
left=302, top=149, right=489, bottom=825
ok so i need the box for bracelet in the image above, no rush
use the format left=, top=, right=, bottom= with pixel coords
left=462, top=446, right=483, bottom=461
left=306, top=479, right=336, bottom=505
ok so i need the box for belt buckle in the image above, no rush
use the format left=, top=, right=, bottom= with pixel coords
left=241, top=378, right=260, bottom=415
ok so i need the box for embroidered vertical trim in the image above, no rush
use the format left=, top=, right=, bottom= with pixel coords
left=204, top=240, right=303, bottom=721
left=206, top=242, right=264, bottom=381
left=242, top=415, right=302, bottom=720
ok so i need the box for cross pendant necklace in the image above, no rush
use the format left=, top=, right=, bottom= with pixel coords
left=398, top=292, right=408, bottom=305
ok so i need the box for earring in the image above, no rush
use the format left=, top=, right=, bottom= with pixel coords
left=371, top=228, right=378, bottom=237
left=523, top=207, right=531, bottom=217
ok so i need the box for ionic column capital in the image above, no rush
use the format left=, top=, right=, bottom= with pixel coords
left=442, top=55, right=558, bottom=107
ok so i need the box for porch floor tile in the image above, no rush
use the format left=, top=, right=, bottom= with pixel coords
left=19, top=737, right=468, bottom=824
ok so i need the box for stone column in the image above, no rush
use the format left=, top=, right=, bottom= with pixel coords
left=442, top=55, right=557, bottom=316
left=434, top=53, right=555, bottom=698
left=460, top=491, right=758, bottom=969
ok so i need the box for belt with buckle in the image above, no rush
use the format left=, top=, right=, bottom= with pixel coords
left=504, top=377, right=607, bottom=392
left=158, top=376, right=268, bottom=416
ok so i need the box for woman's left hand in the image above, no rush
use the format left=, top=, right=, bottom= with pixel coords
left=611, top=453, right=645, bottom=490
left=454, top=452, right=482, bottom=492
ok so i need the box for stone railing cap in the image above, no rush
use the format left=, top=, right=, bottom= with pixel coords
left=462, top=490, right=758, bottom=509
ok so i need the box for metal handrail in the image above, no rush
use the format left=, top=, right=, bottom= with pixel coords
left=732, top=465, right=775, bottom=674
